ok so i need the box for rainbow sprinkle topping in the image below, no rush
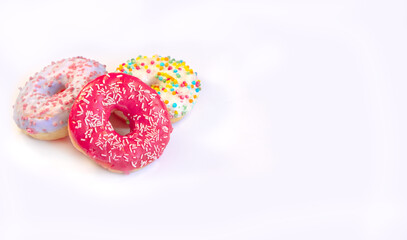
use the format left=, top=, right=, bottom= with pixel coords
left=116, top=55, right=202, bottom=120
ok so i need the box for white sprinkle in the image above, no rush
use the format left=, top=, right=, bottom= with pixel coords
left=131, top=161, right=137, bottom=168
left=77, top=105, right=84, bottom=116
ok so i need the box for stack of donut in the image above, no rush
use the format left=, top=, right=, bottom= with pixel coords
left=13, top=55, right=202, bottom=173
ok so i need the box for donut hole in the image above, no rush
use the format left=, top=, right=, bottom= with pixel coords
left=109, top=110, right=131, bottom=136
left=49, top=84, right=67, bottom=96
left=55, top=87, right=66, bottom=94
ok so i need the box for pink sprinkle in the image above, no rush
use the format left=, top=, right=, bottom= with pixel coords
left=53, top=122, right=57, bottom=126
left=147, top=69, right=151, bottom=73
left=151, top=61, right=155, bottom=65
left=168, top=66, right=173, bottom=70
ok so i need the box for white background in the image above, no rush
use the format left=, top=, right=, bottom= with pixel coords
left=0, top=0, right=406, bottom=239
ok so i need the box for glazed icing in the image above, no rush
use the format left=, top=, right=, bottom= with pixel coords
left=13, top=57, right=107, bottom=135
left=116, top=55, right=201, bottom=120
left=68, top=73, right=173, bottom=173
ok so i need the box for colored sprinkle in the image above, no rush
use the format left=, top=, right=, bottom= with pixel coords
left=115, top=55, right=201, bottom=120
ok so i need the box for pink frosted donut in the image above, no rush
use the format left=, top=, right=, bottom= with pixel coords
left=13, top=57, right=107, bottom=140
left=68, top=73, right=173, bottom=173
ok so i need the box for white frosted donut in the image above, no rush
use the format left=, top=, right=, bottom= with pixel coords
left=13, top=56, right=107, bottom=140
left=116, top=55, right=202, bottom=123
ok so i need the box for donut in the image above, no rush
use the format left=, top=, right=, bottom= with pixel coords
left=13, top=57, right=107, bottom=140
left=68, top=73, right=173, bottom=173
left=116, top=55, right=202, bottom=123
